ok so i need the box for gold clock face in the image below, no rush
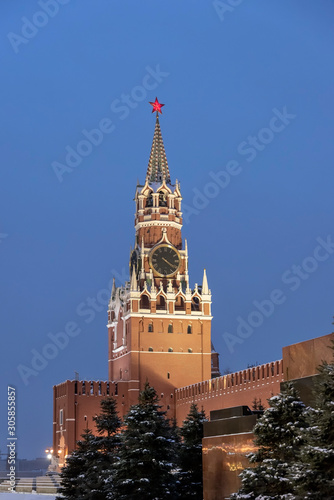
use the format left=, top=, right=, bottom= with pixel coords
left=149, top=244, right=181, bottom=277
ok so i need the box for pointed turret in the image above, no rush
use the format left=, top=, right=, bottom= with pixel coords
left=140, top=237, right=145, bottom=279
left=134, top=100, right=183, bottom=251
left=146, top=111, right=171, bottom=184
left=202, top=268, right=209, bottom=295
left=130, top=266, right=137, bottom=291
left=185, top=239, right=189, bottom=273
left=211, top=342, right=221, bottom=378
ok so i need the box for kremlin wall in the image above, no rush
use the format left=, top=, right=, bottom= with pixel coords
left=53, top=332, right=334, bottom=468
left=53, top=358, right=283, bottom=463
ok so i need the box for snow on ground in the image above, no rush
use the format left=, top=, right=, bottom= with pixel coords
left=0, top=494, right=56, bottom=499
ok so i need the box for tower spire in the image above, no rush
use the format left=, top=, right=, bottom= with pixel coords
left=146, top=99, right=171, bottom=184
left=202, top=268, right=209, bottom=295
left=111, top=277, right=116, bottom=297
left=130, top=266, right=137, bottom=291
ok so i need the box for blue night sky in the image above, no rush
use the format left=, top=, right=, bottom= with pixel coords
left=1, top=1, right=334, bottom=459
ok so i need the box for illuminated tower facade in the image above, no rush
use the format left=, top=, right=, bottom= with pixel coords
left=107, top=99, right=213, bottom=417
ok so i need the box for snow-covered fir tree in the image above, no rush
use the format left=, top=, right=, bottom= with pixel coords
left=231, top=382, right=307, bottom=500
left=91, top=397, right=122, bottom=499
left=56, top=428, right=104, bottom=500
left=179, top=403, right=207, bottom=499
left=57, top=397, right=122, bottom=500
left=294, top=340, right=334, bottom=499
left=93, top=397, right=122, bottom=450
left=112, top=381, right=179, bottom=500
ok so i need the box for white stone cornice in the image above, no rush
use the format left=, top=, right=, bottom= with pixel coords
left=110, top=350, right=211, bottom=357
left=120, top=312, right=213, bottom=321
left=107, top=321, right=118, bottom=327
left=135, top=220, right=182, bottom=231
left=113, top=345, right=127, bottom=353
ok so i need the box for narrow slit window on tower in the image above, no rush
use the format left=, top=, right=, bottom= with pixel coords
left=167, top=372, right=170, bottom=379
left=59, top=409, right=63, bottom=426
left=148, top=323, right=153, bottom=333
left=140, top=294, right=150, bottom=310
left=82, top=382, right=86, bottom=395
left=159, top=192, right=167, bottom=207
left=175, top=295, right=185, bottom=311
left=157, top=295, right=166, bottom=310
left=146, top=193, right=153, bottom=207
left=187, top=325, right=192, bottom=334
left=168, top=323, right=173, bottom=333
left=191, top=296, right=200, bottom=311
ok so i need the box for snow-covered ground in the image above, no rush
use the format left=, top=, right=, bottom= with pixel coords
left=0, top=494, right=56, bottom=499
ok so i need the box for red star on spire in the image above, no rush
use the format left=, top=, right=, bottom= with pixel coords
left=149, top=97, right=164, bottom=114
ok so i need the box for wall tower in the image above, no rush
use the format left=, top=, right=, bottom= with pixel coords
left=107, top=99, right=213, bottom=417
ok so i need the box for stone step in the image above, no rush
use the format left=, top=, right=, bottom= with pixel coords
left=0, top=475, right=60, bottom=494
left=15, top=478, right=33, bottom=492
left=0, top=480, right=13, bottom=492
left=36, top=475, right=60, bottom=494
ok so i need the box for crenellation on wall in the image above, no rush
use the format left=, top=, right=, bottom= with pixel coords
left=175, top=360, right=284, bottom=423
left=53, top=378, right=141, bottom=467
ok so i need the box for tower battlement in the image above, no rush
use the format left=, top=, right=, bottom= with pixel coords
left=175, top=360, right=284, bottom=423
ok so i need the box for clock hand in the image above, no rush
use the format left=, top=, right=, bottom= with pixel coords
left=162, top=257, right=177, bottom=268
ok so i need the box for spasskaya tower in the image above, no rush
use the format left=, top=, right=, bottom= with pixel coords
left=53, top=99, right=220, bottom=464
left=107, top=99, right=215, bottom=417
